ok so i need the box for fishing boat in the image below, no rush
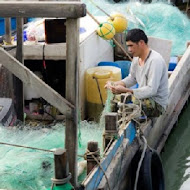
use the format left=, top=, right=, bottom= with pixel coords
left=0, top=1, right=190, bottom=190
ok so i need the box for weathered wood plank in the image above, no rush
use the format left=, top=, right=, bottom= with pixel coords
left=0, top=64, right=13, bottom=98
left=23, top=43, right=67, bottom=60
left=87, top=141, right=100, bottom=175
left=0, top=1, right=86, bottom=18
left=5, top=18, right=11, bottom=44
left=168, top=46, right=190, bottom=97
left=5, top=43, right=67, bottom=60
left=82, top=134, right=125, bottom=189
left=0, top=48, right=74, bottom=116
left=65, top=18, right=80, bottom=187
left=82, top=122, right=136, bottom=190
left=54, top=149, right=69, bottom=180
left=98, top=139, right=139, bottom=190
left=14, top=18, right=24, bottom=121
left=156, top=76, right=190, bottom=153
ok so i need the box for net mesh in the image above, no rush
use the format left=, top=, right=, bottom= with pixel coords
left=1, top=0, right=190, bottom=189
left=84, top=0, right=190, bottom=55
left=0, top=121, right=103, bottom=190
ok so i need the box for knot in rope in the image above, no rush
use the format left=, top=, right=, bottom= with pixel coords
left=84, top=148, right=100, bottom=161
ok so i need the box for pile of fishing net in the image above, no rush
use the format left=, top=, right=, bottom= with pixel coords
left=0, top=121, right=103, bottom=190
left=83, top=0, right=190, bottom=55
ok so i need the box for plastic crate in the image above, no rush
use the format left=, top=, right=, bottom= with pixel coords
left=0, top=18, right=16, bottom=35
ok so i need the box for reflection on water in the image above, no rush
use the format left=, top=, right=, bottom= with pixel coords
left=161, top=103, right=190, bottom=190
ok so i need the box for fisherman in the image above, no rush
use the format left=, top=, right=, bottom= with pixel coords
left=105, top=28, right=168, bottom=117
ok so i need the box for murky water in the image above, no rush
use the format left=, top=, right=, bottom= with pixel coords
left=161, top=103, right=190, bottom=190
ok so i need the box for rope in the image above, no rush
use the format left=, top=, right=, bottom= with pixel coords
left=102, top=137, right=114, bottom=156
left=0, top=141, right=54, bottom=153
left=86, top=10, right=132, bottom=61
left=134, top=135, right=147, bottom=190
left=117, top=93, right=148, bottom=128
left=85, top=149, right=111, bottom=190
left=84, top=148, right=100, bottom=161
left=51, top=173, right=72, bottom=190
left=88, top=0, right=113, bottom=19
left=51, top=183, right=73, bottom=190
left=93, top=76, right=104, bottom=107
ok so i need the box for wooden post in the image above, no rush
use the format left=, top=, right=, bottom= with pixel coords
left=54, top=149, right=69, bottom=181
left=0, top=2, right=86, bottom=18
left=14, top=18, right=24, bottom=121
left=5, top=18, right=11, bottom=44
left=65, top=17, right=80, bottom=187
left=87, top=141, right=100, bottom=175
left=104, top=113, right=118, bottom=151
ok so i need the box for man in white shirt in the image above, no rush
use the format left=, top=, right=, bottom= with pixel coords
left=105, top=29, right=168, bottom=117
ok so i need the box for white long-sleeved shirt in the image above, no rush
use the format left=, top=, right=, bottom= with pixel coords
left=122, top=50, right=168, bottom=110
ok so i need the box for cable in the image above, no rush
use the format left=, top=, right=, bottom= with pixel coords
left=0, top=141, right=54, bottom=153
left=134, top=135, right=147, bottom=190
left=93, top=76, right=104, bottom=108
left=85, top=149, right=111, bottom=190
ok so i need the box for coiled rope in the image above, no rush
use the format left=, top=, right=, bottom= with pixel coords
left=117, top=92, right=147, bottom=128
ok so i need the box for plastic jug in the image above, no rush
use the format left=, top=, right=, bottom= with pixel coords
left=85, top=66, right=121, bottom=121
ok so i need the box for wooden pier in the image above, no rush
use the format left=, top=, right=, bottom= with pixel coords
left=0, top=0, right=86, bottom=187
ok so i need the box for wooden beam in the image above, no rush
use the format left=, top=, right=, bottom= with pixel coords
left=87, top=141, right=100, bottom=175
left=104, top=113, right=118, bottom=151
left=23, top=43, right=66, bottom=60
left=14, top=18, right=24, bottom=121
left=5, top=18, right=11, bottom=44
left=5, top=43, right=67, bottom=60
left=65, top=18, right=80, bottom=187
left=0, top=1, right=86, bottom=18
left=82, top=122, right=136, bottom=189
left=156, top=81, right=190, bottom=153
left=54, top=149, right=69, bottom=180
left=0, top=48, right=74, bottom=117
left=98, top=139, right=139, bottom=190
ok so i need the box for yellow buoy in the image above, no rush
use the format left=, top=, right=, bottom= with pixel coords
left=97, top=22, right=115, bottom=40
left=108, top=13, right=128, bottom=33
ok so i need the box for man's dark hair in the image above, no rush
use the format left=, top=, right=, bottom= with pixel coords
left=126, top=29, right=148, bottom=44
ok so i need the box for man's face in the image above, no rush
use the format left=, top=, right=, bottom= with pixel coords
left=126, top=40, right=141, bottom=57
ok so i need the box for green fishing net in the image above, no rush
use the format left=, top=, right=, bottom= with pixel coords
left=83, top=0, right=190, bottom=55
left=0, top=121, right=103, bottom=190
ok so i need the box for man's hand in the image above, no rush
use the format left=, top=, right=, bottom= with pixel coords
left=105, top=81, right=133, bottom=94
left=110, top=85, right=133, bottom=94
left=104, top=81, right=114, bottom=90
left=110, top=85, right=127, bottom=94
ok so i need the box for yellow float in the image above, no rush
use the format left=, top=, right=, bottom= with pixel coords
left=97, top=22, right=115, bottom=40
left=108, top=13, right=128, bottom=33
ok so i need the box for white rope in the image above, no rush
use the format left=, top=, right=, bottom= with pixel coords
left=117, top=93, right=147, bottom=128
